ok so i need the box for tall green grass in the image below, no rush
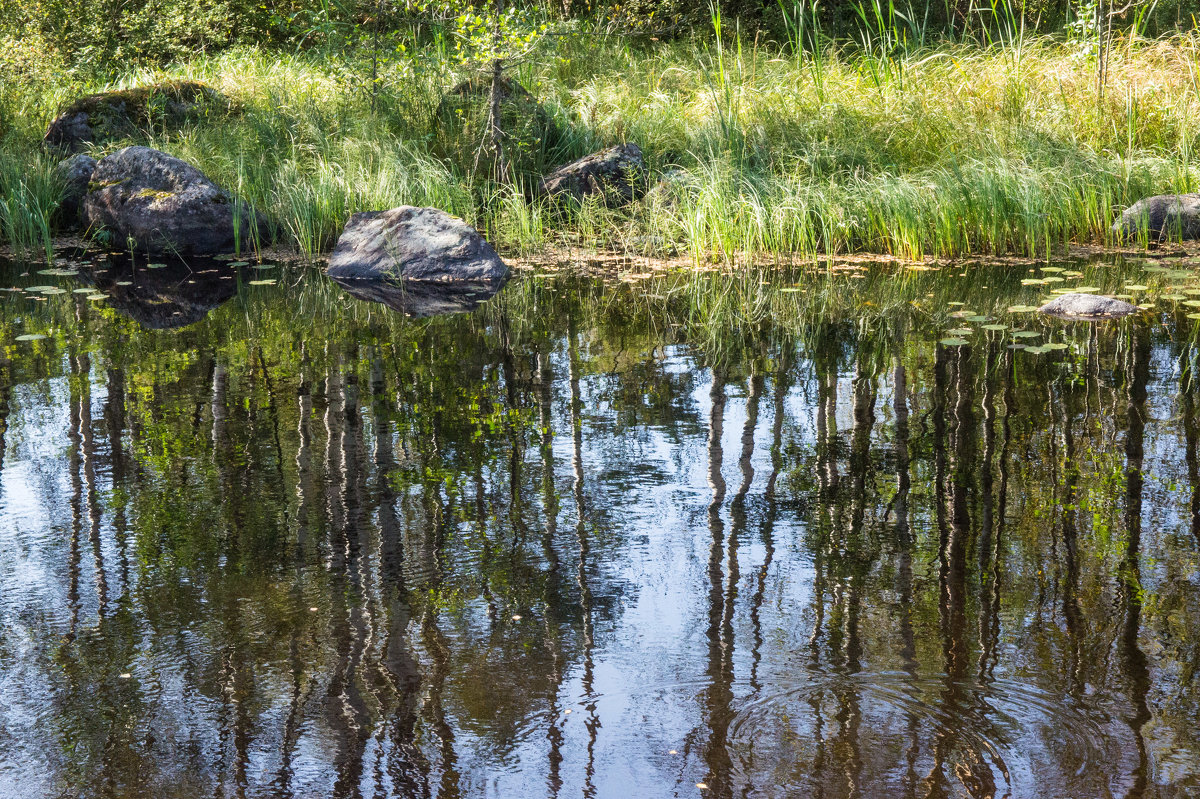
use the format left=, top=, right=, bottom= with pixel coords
left=2, top=27, right=1199, bottom=262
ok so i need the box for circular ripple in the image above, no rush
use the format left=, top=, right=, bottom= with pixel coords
left=726, top=672, right=1126, bottom=799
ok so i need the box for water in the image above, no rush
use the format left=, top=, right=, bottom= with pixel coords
left=1, top=249, right=1199, bottom=798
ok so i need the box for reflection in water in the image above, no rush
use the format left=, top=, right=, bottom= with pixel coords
left=1, top=262, right=1200, bottom=798
left=85, top=256, right=240, bottom=329
left=329, top=276, right=504, bottom=318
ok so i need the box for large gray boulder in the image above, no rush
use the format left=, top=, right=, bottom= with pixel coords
left=81, top=146, right=259, bottom=256
left=55, top=154, right=97, bottom=223
left=326, top=207, right=508, bottom=284
left=1113, top=194, right=1200, bottom=241
left=540, top=143, right=645, bottom=205
left=1038, top=293, right=1141, bottom=319
left=43, top=81, right=226, bottom=154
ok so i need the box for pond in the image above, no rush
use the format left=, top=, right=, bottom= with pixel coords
left=0, top=250, right=1198, bottom=798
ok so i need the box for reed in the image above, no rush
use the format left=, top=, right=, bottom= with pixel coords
left=2, top=26, right=1199, bottom=262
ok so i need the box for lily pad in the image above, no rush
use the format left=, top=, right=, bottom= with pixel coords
left=1042, top=276, right=1065, bottom=283
left=248, top=279, right=276, bottom=286
left=1073, top=287, right=1102, bottom=293
left=1183, top=300, right=1200, bottom=308
left=229, top=261, right=250, bottom=267
left=1124, top=284, right=1149, bottom=291
left=86, top=294, right=107, bottom=301
left=116, top=281, right=133, bottom=286
left=1007, top=305, right=1039, bottom=312
left=1024, top=346, right=1050, bottom=354
left=1163, top=294, right=1188, bottom=301
left=939, top=337, right=969, bottom=346
left=146, top=263, right=167, bottom=269
left=40, top=288, right=67, bottom=295
left=71, top=288, right=94, bottom=294
left=37, top=268, right=78, bottom=276
left=1040, top=267, right=1065, bottom=273
left=966, top=315, right=990, bottom=322
left=982, top=324, right=1008, bottom=331
left=1043, top=342, right=1069, bottom=351
left=1013, top=331, right=1041, bottom=339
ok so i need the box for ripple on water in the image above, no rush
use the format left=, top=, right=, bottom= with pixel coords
left=726, top=672, right=1128, bottom=799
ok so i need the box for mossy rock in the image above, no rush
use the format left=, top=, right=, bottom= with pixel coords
left=435, top=75, right=564, bottom=179
left=43, top=81, right=230, bottom=153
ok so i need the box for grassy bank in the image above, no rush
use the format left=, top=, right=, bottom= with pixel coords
left=2, top=27, right=1199, bottom=262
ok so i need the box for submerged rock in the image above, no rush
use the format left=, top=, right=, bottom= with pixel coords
left=326, top=206, right=508, bottom=284
left=81, top=146, right=260, bottom=256
left=1113, top=194, right=1200, bottom=241
left=540, top=143, right=646, bottom=205
left=43, top=81, right=227, bottom=154
left=55, top=154, right=97, bottom=223
left=330, top=275, right=502, bottom=318
left=1038, top=293, right=1141, bottom=319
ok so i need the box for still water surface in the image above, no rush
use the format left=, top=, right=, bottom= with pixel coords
left=1, top=251, right=1199, bottom=798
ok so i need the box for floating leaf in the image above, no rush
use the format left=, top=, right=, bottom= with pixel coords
left=25, top=285, right=58, bottom=292
left=947, top=327, right=973, bottom=336
left=1062, top=270, right=1084, bottom=277
left=1007, top=343, right=1027, bottom=350
left=1013, top=330, right=1041, bottom=338
left=248, top=279, right=276, bottom=286
left=1188, top=313, right=1200, bottom=320
left=37, top=268, right=77, bottom=276
left=253, top=263, right=276, bottom=269
left=1042, top=276, right=1065, bottom=283
left=116, top=281, right=133, bottom=286
left=939, top=337, right=969, bottom=346
left=982, top=324, right=1008, bottom=331
left=1043, top=342, right=1069, bottom=351
left=86, top=294, right=107, bottom=301
left=1024, top=345, right=1050, bottom=354
left=1007, top=304, right=1039, bottom=312
left=966, top=315, right=990, bottom=322
left=1167, top=270, right=1193, bottom=279
left=15, top=333, right=47, bottom=341
left=1040, top=267, right=1065, bottom=273
left=1109, top=294, right=1133, bottom=299
left=72, top=288, right=94, bottom=294
left=40, top=288, right=67, bottom=295
left=947, top=301, right=964, bottom=306
left=1020, top=279, right=1045, bottom=286
left=1142, top=265, right=1167, bottom=273
left=1073, top=286, right=1102, bottom=293
left=1163, top=294, right=1187, bottom=301
left=1182, top=300, right=1200, bottom=308
left=1123, top=284, right=1149, bottom=291
left=229, top=261, right=250, bottom=267
left=146, top=263, right=167, bottom=269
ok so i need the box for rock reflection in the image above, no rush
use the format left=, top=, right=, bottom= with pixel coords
left=329, top=276, right=504, bottom=318
left=84, top=257, right=239, bottom=329
left=0, top=268, right=1198, bottom=798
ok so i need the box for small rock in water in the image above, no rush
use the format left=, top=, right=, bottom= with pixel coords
left=1037, top=293, right=1141, bottom=319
